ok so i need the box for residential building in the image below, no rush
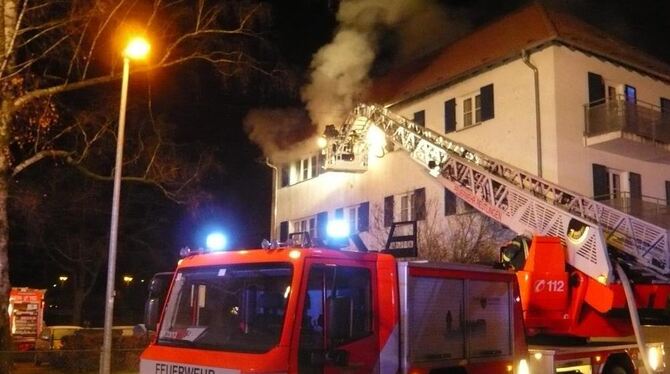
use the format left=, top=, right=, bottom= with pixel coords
left=273, top=4, right=670, bottom=253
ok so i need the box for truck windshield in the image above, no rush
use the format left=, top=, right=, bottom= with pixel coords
left=157, top=263, right=292, bottom=353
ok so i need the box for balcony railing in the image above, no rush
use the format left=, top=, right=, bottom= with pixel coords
left=595, top=191, right=670, bottom=229
left=584, top=95, right=670, bottom=144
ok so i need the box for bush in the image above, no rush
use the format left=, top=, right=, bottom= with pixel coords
left=56, top=328, right=148, bottom=373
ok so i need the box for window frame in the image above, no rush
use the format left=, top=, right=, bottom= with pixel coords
left=460, top=92, right=481, bottom=129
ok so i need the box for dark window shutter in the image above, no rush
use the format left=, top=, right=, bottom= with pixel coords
left=335, top=208, right=344, bottom=219
left=280, top=165, right=289, bottom=187
left=588, top=72, right=605, bottom=106
left=666, top=181, right=670, bottom=206
left=444, top=188, right=457, bottom=215
left=384, top=196, right=394, bottom=227
left=661, top=97, right=670, bottom=113
left=480, top=84, right=494, bottom=121
left=316, top=211, right=328, bottom=239
left=629, top=172, right=641, bottom=199
left=413, top=110, right=425, bottom=127
left=279, top=221, right=289, bottom=242
left=358, top=202, right=369, bottom=232
left=592, top=164, right=609, bottom=200
left=444, top=99, right=456, bottom=133
left=413, top=188, right=426, bottom=221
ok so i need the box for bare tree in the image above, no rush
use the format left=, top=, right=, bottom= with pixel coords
left=367, top=198, right=514, bottom=263
left=0, top=0, right=277, bottom=368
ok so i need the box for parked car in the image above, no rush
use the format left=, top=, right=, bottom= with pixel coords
left=34, top=325, right=82, bottom=365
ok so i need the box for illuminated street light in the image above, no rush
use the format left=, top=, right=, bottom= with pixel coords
left=122, top=275, right=134, bottom=286
left=58, top=275, right=68, bottom=287
left=100, top=35, right=149, bottom=374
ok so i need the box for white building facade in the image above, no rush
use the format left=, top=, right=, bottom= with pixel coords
left=272, top=4, right=670, bottom=251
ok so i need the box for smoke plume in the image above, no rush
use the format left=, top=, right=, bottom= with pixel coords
left=302, top=0, right=451, bottom=130
left=243, top=108, right=317, bottom=164
left=245, top=0, right=456, bottom=161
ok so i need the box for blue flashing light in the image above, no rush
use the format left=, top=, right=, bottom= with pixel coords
left=206, top=232, right=227, bottom=251
left=326, top=220, right=350, bottom=239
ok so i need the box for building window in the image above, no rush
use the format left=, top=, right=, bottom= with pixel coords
left=280, top=164, right=289, bottom=187
left=292, top=216, right=316, bottom=239
left=301, top=159, right=309, bottom=181
left=310, top=155, right=318, bottom=178
left=624, top=85, right=637, bottom=103
left=462, top=94, right=481, bottom=128
left=288, top=153, right=323, bottom=185
left=399, top=192, right=413, bottom=222
left=347, top=206, right=358, bottom=233
left=593, top=163, right=635, bottom=201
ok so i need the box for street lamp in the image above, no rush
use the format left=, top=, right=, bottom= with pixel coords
left=100, top=36, right=149, bottom=374
left=122, top=275, right=134, bottom=286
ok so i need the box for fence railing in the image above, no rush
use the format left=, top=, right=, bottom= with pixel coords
left=584, top=95, right=670, bottom=144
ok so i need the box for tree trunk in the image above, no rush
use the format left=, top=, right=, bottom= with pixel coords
left=72, top=287, right=85, bottom=326
left=0, top=102, right=13, bottom=373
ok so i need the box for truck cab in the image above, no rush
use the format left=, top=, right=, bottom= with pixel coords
left=140, top=243, right=530, bottom=373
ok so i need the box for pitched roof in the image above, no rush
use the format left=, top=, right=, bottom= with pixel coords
left=366, top=3, right=670, bottom=105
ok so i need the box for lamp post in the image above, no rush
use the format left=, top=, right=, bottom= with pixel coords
left=100, top=36, right=149, bottom=374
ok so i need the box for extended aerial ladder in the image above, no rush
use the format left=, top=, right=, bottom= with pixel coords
left=323, top=103, right=670, bottom=284
left=322, top=104, right=670, bottom=348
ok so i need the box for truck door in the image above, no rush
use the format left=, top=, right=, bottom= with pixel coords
left=296, top=261, right=377, bottom=374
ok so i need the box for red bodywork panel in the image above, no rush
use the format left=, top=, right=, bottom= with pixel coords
left=141, top=247, right=531, bottom=373
left=519, top=236, right=670, bottom=337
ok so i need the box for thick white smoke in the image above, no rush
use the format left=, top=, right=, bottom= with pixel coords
left=245, top=0, right=456, bottom=161
left=302, top=0, right=450, bottom=129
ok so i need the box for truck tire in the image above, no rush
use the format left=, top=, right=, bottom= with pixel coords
left=602, top=354, right=633, bottom=374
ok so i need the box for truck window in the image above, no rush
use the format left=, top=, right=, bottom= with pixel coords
left=409, top=277, right=465, bottom=362
left=408, top=277, right=513, bottom=363
left=157, top=263, right=292, bottom=353
left=298, top=265, right=372, bottom=371
left=467, top=280, right=511, bottom=358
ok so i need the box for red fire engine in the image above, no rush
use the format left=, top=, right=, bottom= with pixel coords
left=140, top=105, right=669, bottom=373
left=141, top=229, right=532, bottom=373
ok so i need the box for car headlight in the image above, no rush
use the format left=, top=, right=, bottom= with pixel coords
left=646, top=343, right=665, bottom=372
left=516, top=358, right=530, bottom=374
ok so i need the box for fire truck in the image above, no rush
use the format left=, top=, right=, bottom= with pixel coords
left=9, top=287, right=46, bottom=351
left=140, top=105, right=670, bottom=373
left=140, top=229, right=533, bottom=373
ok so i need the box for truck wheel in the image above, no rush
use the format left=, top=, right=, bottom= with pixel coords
left=602, top=354, right=634, bottom=374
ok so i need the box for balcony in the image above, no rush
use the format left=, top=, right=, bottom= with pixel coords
left=584, top=96, right=670, bottom=163
left=596, top=191, right=670, bottom=230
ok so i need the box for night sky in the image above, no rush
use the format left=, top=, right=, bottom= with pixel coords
left=9, top=0, right=669, bottom=325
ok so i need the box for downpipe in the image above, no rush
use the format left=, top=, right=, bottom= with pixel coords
left=265, top=158, right=278, bottom=242
left=522, top=49, right=543, bottom=177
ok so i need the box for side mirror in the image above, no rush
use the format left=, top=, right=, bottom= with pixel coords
left=144, top=298, right=161, bottom=331
left=149, top=276, right=168, bottom=295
